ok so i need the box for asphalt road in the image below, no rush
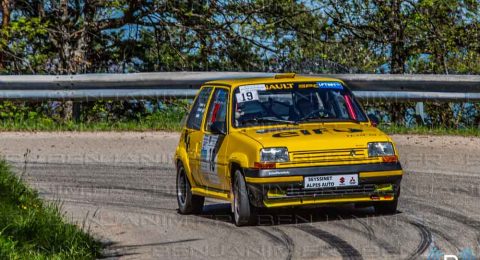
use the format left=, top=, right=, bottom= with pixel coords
left=1, top=132, right=479, bottom=259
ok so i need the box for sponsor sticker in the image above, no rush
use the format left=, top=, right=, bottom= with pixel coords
left=317, top=82, right=344, bottom=90
left=265, top=83, right=294, bottom=90
left=267, top=170, right=290, bottom=176
left=239, top=84, right=266, bottom=92
left=298, top=83, right=318, bottom=89
left=200, top=134, right=221, bottom=184
left=236, top=84, right=266, bottom=103
left=304, top=174, right=358, bottom=189
left=236, top=91, right=259, bottom=103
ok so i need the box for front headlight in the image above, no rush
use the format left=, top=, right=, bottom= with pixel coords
left=260, top=147, right=289, bottom=162
left=368, top=142, right=394, bottom=157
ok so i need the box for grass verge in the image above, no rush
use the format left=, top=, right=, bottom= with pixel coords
left=380, top=124, right=480, bottom=137
left=0, top=112, right=184, bottom=132
left=0, top=161, right=100, bottom=259
left=0, top=117, right=479, bottom=137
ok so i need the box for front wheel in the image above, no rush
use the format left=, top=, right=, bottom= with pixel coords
left=373, top=200, right=398, bottom=215
left=233, top=169, right=257, bottom=226
left=177, top=163, right=204, bottom=214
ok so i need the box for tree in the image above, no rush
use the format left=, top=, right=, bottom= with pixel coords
left=0, top=0, right=478, bottom=75
left=319, top=0, right=480, bottom=74
left=0, top=0, right=11, bottom=70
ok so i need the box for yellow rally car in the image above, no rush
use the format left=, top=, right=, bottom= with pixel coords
left=174, top=73, right=402, bottom=226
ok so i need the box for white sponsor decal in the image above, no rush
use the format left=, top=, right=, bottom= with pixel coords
left=304, top=174, right=358, bottom=189
left=200, top=134, right=220, bottom=184
left=236, top=91, right=259, bottom=103
left=239, top=84, right=266, bottom=92
left=267, top=171, right=290, bottom=176
left=236, top=84, right=265, bottom=103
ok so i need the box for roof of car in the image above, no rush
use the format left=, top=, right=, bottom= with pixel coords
left=204, top=73, right=345, bottom=88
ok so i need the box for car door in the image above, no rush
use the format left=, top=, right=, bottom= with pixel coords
left=200, top=87, right=230, bottom=190
left=184, top=87, right=213, bottom=187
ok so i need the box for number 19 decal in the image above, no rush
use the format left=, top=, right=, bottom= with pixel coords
left=236, top=91, right=258, bottom=103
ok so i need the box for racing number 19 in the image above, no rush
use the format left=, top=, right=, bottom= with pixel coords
left=239, top=91, right=254, bottom=102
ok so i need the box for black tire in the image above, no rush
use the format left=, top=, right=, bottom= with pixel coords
left=374, top=185, right=400, bottom=215
left=233, top=169, right=257, bottom=226
left=374, top=200, right=398, bottom=215
left=176, top=163, right=204, bottom=214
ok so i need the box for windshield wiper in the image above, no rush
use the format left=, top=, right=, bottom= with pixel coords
left=241, top=118, right=297, bottom=126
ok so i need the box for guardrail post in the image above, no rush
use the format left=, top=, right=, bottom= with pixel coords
left=73, top=102, right=81, bottom=122
left=415, top=102, right=426, bottom=125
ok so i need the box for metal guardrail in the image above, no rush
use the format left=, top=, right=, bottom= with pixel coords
left=0, top=72, right=480, bottom=101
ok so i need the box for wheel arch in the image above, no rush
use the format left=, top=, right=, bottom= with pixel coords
left=175, top=155, right=196, bottom=188
left=229, top=161, right=243, bottom=189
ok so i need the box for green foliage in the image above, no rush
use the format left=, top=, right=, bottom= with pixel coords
left=0, top=0, right=476, bottom=74
left=320, top=0, right=480, bottom=74
left=0, top=99, right=477, bottom=133
left=0, top=99, right=189, bottom=131
left=381, top=124, right=480, bottom=137
left=0, top=161, right=100, bottom=259
left=1, top=15, right=50, bottom=74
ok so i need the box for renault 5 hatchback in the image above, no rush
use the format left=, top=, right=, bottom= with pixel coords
left=174, top=73, right=402, bottom=226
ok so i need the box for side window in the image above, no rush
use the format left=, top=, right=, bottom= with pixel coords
left=205, top=88, right=229, bottom=133
left=186, top=87, right=212, bottom=130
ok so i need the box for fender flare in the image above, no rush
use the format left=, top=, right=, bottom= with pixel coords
left=227, top=153, right=250, bottom=179
left=175, top=148, right=197, bottom=187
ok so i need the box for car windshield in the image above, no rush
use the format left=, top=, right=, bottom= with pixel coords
left=233, top=82, right=367, bottom=127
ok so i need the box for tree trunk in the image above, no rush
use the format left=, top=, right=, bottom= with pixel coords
left=0, top=0, right=11, bottom=70
left=389, top=0, right=405, bottom=74
left=1, top=0, right=9, bottom=27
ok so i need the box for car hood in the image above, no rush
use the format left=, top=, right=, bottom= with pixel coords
left=239, top=123, right=390, bottom=151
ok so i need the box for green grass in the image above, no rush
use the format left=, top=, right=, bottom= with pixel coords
left=0, top=114, right=479, bottom=137
left=380, top=124, right=480, bottom=137
left=0, top=161, right=100, bottom=259
left=0, top=111, right=185, bottom=132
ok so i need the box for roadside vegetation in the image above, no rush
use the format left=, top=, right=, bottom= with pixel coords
left=0, top=161, right=100, bottom=259
left=1, top=2, right=478, bottom=75
left=0, top=112, right=185, bottom=132
left=380, top=125, right=480, bottom=137
left=0, top=2, right=479, bottom=135
left=0, top=100, right=188, bottom=132
left=0, top=100, right=479, bottom=136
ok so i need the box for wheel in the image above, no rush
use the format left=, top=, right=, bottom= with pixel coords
left=176, top=163, right=204, bottom=214
left=374, top=185, right=400, bottom=215
left=233, top=169, right=257, bottom=226
left=373, top=200, right=398, bottom=214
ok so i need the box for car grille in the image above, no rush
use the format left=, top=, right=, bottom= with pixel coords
left=282, top=184, right=395, bottom=198
left=287, top=148, right=377, bottom=165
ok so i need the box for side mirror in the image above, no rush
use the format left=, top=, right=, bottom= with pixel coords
left=368, top=114, right=379, bottom=127
left=210, top=121, right=226, bottom=135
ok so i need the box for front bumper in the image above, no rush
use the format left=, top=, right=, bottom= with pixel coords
left=244, top=162, right=402, bottom=208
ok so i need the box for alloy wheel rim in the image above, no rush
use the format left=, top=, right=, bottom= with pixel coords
left=178, top=170, right=187, bottom=205
left=234, top=177, right=240, bottom=222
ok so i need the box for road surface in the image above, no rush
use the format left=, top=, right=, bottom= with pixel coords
left=0, top=132, right=479, bottom=259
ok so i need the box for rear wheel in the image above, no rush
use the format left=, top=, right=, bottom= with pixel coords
left=176, top=163, right=204, bottom=214
left=233, top=169, right=257, bottom=226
